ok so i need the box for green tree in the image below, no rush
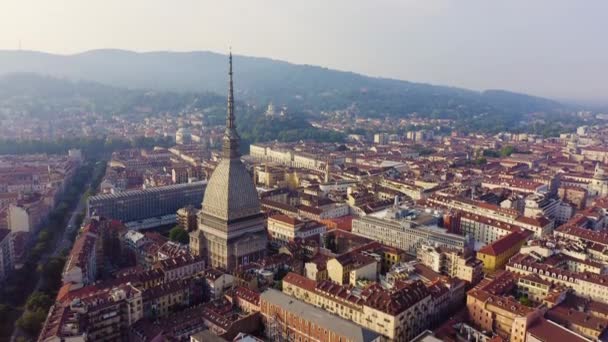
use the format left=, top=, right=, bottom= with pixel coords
left=26, top=292, right=52, bottom=312
left=16, top=308, right=47, bottom=335
left=169, top=226, right=189, bottom=244
left=37, top=230, right=51, bottom=242
left=500, top=145, right=515, bottom=157
left=474, top=157, right=487, bottom=166
left=518, top=295, right=533, bottom=307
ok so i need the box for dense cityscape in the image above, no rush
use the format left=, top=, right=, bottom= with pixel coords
left=1, top=1, right=608, bottom=341
left=0, top=52, right=607, bottom=342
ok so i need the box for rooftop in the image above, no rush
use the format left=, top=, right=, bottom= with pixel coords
left=260, top=289, right=380, bottom=342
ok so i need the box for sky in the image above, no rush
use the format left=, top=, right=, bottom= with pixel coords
left=0, top=0, right=607, bottom=104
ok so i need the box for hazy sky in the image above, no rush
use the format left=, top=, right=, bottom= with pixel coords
left=1, top=0, right=607, bottom=103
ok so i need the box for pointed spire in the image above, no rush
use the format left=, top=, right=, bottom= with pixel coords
left=223, top=49, right=240, bottom=159
left=227, top=49, right=235, bottom=130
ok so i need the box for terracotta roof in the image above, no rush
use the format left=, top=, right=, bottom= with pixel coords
left=283, top=272, right=317, bottom=292
left=477, top=230, right=531, bottom=257
left=527, top=317, right=590, bottom=342
left=269, top=213, right=302, bottom=226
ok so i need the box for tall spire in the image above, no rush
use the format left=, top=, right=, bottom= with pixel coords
left=223, top=49, right=240, bottom=159
left=227, top=49, right=235, bottom=130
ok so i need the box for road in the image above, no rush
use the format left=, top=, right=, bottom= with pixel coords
left=10, top=184, right=90, bottom=342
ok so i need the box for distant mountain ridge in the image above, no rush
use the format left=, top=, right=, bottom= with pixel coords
left=0, top=49, right=571, bottom=130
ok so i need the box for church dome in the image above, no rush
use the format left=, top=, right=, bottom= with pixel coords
left=202, top=158, right=260, bottom=221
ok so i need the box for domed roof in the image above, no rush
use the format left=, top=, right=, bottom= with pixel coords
left=202, top=158, right=260, bottom=221
left=200, top=52, right=260, bottom=222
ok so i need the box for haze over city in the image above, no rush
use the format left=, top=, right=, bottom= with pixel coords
left=2, top=2, right=608, bottom=342
left=1, top=0, right=607, bottom=103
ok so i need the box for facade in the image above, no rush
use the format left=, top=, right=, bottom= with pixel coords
left=176, top=205, right=198, bottom=232
left=476, top=230, right=531, bottom=271
left=39, top=284, right=144, bottom=342
left=352, top=215, right=471, bottom=256
left=87, top=181, right=206, bottom=223
left=190, top=54, right=267, bottom=271
left=282, top=272, right=434, bottom=341
left=507, top=253, right=608, bottom=304
left=326, top=252, right=378, bottom=285
left=0, top=229, right=14, bottom=282
left=260, top=289, right=381, bottom=342
left=426, top=195, right=554, bottom=237
left=558, top=186, right=588, bottom=210
left=466, top=272, right=543, bottom=342
left=62, top=228, right=98, bottom=289
left=589, top=164, right=608, bottom=197
left=459, top=211, right=518, bottom=246
left=416, top=244, right=483, bottom=284
left=267, top=214, right=326, bottom=244
left=155, top=254, right=205, bottom=282
left=8, top=195, right=49, bottom=233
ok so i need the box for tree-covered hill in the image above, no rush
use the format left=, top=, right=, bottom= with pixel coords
left=0, top=49, right=572, bottom=126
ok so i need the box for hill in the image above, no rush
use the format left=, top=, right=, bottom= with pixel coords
left=0, top=49, right=570, bottom=130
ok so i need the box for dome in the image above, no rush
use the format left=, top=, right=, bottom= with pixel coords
left=201, top=158, right=260, bottom=221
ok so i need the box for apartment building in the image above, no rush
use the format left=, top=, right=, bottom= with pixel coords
left=507, top=253, right=608, bottom=304
left=466, top=272, right=543, bottom=342
left=416, top=244, right=483, bottom=284
left=352, top=215, right=471, bottom=256
left=267, top=213, right=327, bottom=245
left=39, top=284, right=144, bottom=342
left=476, top=230, right=532, bottom=271
left=260, top=289, right=381, bottom=342
left=8, top=194, right=50, bottom=233
left=62, top=227, right=98, bottom=289
left=0, top=229, right=14, bottom=282
left=282, top=272, right=432, bottom=341
left=425, top=195, right=553, bottom=237
left=326, top=251, right=378, bottom=285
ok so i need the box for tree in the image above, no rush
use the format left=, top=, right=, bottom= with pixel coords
left=37, top=230, right=51, bottom=243
left=16, top=308, right=47, bottom=335
left=518, top=295, right=533, bottom=307
left=474, top=157, right=487, bottom=166
left=26, top=292, right=52, bottom=312
left=169, top=226, right=189, bottom=244
left=500, top=145, right=515, bottom=157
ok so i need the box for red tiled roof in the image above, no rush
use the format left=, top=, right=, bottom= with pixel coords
left=527, top=317, right=589, bottom=342
left=477, top=230, right=531, bottom=257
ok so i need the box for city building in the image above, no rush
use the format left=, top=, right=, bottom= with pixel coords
left=267, top=213, right=326, bottom=245
left=176, top=205, right=198, bottom=232
left=190, top=54, right=268, bottom=271
left=466, top=271, right=543, bottom=342
left=260, top=288, right=381, bottom=342
left=352, top=215, right=471, bottom=256
left=282, top=272, right=434, bottom=341
left=326, top=251, right=378, bottom=285
left=87, top=181, right=206, bottom=225
left=507, top=253, right=608, bottom=304
left=62, top=226, right=99, bottom=289
left=8, top=194, right=49, bottom=233
left=589, top=163, right=608, bottom=197
left=476, top=230, right=532, bottom=272
left=416, top=244, right=483, bottom=284
left=0, top=229, right=14, bottom=282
